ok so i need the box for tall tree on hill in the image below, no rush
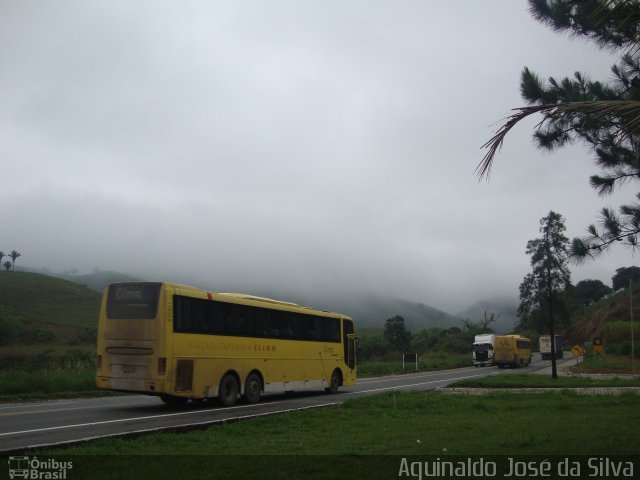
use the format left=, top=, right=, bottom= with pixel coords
left=575, top=279, right=613, bottom=304
left=0, top=251, right=4, bottom=267
left=612, top=266, right=640, bottom=289
left=518, top=211, right=571, bottom=379
left=477, top=0, right=640, bottom=259
left=8, top=250, right=21, bottom=272
left=383, top=315, right=412, bottom=352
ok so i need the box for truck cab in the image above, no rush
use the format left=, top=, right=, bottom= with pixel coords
left=473, top=333, right=496, bottom=367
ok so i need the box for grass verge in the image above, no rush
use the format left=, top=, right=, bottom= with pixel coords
left=0, top=348, right=101, bottom=401
left=574, top=354, right=638, bottom=373
left=38, top=390, right=640, bottom=457
left=448, top=373, right=640, bottom=388
left=358, top=353, right=469, bottom=376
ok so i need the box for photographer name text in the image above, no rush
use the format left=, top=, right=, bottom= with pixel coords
left=399, top=457, right=634, bottom=479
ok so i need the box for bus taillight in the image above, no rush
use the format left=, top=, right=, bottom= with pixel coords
left=96, top=355, right=102, bottom=370
left=158, top=357, right=167, bottom=375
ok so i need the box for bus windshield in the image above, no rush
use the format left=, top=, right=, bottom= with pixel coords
left=106, top=282, right=161, bottom=319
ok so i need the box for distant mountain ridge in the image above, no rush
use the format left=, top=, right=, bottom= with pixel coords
left=11, top=267, right=507, bottom=332
left=322, top=294, right=464, bottom=331
left=17, top=267, right=138, bottom=293
left=456, top=297, right=519, bottom=334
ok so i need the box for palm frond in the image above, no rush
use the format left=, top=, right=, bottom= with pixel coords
left=478, top=100, right=640, bottom=181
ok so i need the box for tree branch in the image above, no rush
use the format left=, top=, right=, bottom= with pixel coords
left=478, top=100, right=640, bottom=181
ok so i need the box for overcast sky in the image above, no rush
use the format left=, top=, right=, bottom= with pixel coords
left=1, top=0, right=637, bottom=313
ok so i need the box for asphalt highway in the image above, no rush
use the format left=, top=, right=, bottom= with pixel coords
left=0, top=358, right=545, bottom=453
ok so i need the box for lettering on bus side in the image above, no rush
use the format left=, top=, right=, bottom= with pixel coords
left=187, top=340, right=277, bottom=353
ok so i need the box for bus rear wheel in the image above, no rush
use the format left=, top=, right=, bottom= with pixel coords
left=219, top=374, right=239, bottom=407
left=244, top=372, right=262, bottom=404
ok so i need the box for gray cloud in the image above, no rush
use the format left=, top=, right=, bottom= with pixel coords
left=1, top=0, right=636, bottom=312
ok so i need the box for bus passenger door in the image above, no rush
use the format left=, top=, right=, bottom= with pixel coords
left=347, top=334, right=356, bottom=370
left=343, top=319, right=356, bottom=370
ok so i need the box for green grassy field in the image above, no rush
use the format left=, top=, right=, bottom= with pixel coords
left=31, top=390, right=640, bottom=479
left=40, top=390, right=640, bottom=456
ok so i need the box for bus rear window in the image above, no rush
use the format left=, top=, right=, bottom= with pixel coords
left=107, top=283, right=161, bottom=319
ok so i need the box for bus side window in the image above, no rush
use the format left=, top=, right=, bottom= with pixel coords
left=331, top=318, right=341, bottom=341
left=223, top=305, right=234, bottom=334
left=192, top=299, right=207, bottom=332
left=282, top=312, right=295, bottom=338
left=242, top=306, right=257, bottom=336
left=254, top=309, right=267, bottom=337
left=268, top=311, right=283, bottom=337
left=208, top=301, right=225, bottom=334
left=174, top=296, right=192, bottom=332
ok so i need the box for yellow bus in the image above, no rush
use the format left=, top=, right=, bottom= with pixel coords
left=96, top=282, right=357, bottom=406
left=494, top=335, right=532, bottom=368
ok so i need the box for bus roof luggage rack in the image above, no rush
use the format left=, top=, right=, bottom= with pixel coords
left=219, top=293, right=300, bottom=307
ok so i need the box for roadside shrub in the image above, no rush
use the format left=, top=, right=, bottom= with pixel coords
left=605, top=342, right=640, bottom=357
left=68, top=327, right=97, bottom=345
left=602, top=321, right=634, bottom=343
left=0, top=349, right=94, bottom=372
left=18, top=327, right=55, bottom=343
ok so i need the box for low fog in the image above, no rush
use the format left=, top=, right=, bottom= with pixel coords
left=0, top=1, right=636, bottom=314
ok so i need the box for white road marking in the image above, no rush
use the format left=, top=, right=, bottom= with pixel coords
left=356, top=368, right=478, bottom=384
left=347, top=373, right=486, bottom=395
left=0, top=401, right=335, bottom=438
left=0, top=401, right=77, bottom=411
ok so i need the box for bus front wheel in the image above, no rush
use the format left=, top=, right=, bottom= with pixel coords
left=325, top=369, right=341, bottom=394
left=244, top=372, right=262, bottom=404
left=219, top=374, right=239, bottom=407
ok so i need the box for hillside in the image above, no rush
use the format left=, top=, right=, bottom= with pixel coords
left=43, top=269, right=465, bottom=331
left=57, top=270, right=138, bottom=293
left=0, top=272, right=101, bottom=345
left=3, top=268, right=635, bottom=348
left=564, top=284, right=640, bottom=346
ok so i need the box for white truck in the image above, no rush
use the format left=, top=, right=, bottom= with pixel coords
left=539, top=334, right=563, bottom=360
left=473, top=333, right=496, bottom=367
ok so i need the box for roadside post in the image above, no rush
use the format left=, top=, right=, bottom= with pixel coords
left=403, top=353, right=418, bottom=371
left=593, top=337, right=603, bottom=355
left=593, top=337, right=603, bottom=366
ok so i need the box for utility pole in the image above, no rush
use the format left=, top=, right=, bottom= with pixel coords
left=631, top=279, right=635, bottom=378
left=546, top=226, right=558, bottom=379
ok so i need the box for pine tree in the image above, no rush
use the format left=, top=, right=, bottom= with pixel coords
left=478, top=0, right=640, bottom=259
left=517, top=211, right=571, bottom=378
